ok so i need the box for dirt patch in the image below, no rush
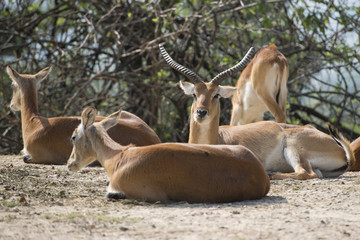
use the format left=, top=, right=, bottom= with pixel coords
left=1, top=155, right=360, bottom=240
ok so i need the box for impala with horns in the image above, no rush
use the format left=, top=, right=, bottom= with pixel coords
left=159, top=44, right=254, bottom=144
left=230, top=44, right=288, bottom=125
left=6, top=66, right=160, bottom=165
left=67, top=107, right=270, bottom=203
left=160, top=45, right=354, bottom=180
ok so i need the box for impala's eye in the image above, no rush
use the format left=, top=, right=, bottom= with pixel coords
left=192, top=94, right=197, bottom=99
left=214, top=93, right=220, bottom=99
left=70, top=135, right=76, bottom=143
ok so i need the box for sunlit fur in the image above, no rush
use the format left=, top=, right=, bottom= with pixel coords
left=349, top=137, right=360, bottom=171
left=67, top=107, right=270, bottom=203
left=6, top=66, right=160, bottom=164
left=230, top=44, right=289, bottom=125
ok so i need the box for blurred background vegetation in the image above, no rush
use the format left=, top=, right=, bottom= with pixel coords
left=1, top=0, right=359, bottom=154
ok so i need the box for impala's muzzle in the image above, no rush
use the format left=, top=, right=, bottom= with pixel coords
left=67, top=160, right=79, bottom=172
left=196, top=109, right=208, bottom=119
left=9, top=102, right=20, bottom=112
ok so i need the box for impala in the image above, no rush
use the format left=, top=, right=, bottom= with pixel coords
left=6, top=66, right=160, bottom=164
left=230, top=44, right=289, bottom=125
left=349, top=137, right=360, bottom=171
left=67, top=107, right=270, bottom=203
left=160, top=45, right=354, bottom=180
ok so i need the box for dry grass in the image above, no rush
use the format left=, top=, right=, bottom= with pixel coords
left=1, top=155, right=360, bottom=240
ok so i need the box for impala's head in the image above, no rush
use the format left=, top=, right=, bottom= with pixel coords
left=159, top=45, right=254, bottom=123
left=67, top=106, right=121, bottom=172
left=6, top=65, right=52, bottom=111
left=179, top=81, right=239, bottom=123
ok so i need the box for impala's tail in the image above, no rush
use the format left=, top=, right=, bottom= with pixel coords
left=327, top=123, right=355, bottom=172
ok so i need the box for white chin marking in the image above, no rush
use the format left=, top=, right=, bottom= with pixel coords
left=194, top=115, right=209, bottom=124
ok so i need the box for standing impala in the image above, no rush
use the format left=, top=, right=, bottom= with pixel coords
left=6, top=66, right=160, bottom=164
left=160, top=45, right=354, bottom=180
left=230, top=44, right=288, bottom=125
left=67, top=107, right=270, bottom=203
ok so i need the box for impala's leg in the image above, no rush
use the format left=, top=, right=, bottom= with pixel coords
left=230, top=101, right=242, bottom=126
left=277, top=69, right=288, bottom=120
left=252, top=64, right=286, bottom=123
left=256, top=88, right=286, bottom=123
left=270, top=146, right=318, bottom=180
left=270, top=169, right=318, bottom=180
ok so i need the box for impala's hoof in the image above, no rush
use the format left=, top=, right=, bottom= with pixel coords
left=106, top=192, right=126, bottom=200
left=23, top=155, right=32, bottom=163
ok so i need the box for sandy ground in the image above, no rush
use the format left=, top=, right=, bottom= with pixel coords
left=1, top=155, right=360, bottom=240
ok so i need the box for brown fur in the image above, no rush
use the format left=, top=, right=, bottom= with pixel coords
left=6, top=66, right=161, bottom=164
left=68, top=107, right=270, bottom=203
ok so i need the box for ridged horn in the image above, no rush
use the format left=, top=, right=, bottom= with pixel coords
left=159, top=44, right=202, bottom=84
left=210, top=47, right=255, bottom=85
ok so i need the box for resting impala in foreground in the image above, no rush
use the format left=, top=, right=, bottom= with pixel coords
left=6, top=66, right=160, bottom=164
left=230, top=44, right=288, bottom=125
left=160, top=44, right=354, bottom=180
left=349, top=137, right=360, bottom=171
left=67, top=107, right=270, bottom=203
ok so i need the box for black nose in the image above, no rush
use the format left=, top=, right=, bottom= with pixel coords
left=196, top=109, right=208, bottom=118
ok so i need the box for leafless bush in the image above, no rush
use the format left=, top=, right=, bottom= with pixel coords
left=1, top=0, right=359, bottom=154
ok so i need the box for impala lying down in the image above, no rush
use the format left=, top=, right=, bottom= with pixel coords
left=67, top=107, right=270, bottom=203
left=6, top=66, right=160, bottom=164
left=160, top=44, right=355, bottom=180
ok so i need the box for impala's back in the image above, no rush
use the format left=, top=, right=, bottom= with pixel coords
left=68, top=106, right=270, bottom=203
left=106, top=143, right=270, bottom=203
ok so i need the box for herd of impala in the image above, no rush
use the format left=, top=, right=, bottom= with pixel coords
left=5, top=43, right=360, bottom=203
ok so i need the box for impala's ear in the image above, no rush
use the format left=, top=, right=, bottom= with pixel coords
left=179, top=81, right=195, bottom=95
left=81, top=106, right=97, bottom=129
left=218, top=86, right=237, bottom=98
left=102, top=109, right=121, bottom=130
left=35, top=65, right=53, bottom=83
left=6, top=66, right=22, bottom=85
